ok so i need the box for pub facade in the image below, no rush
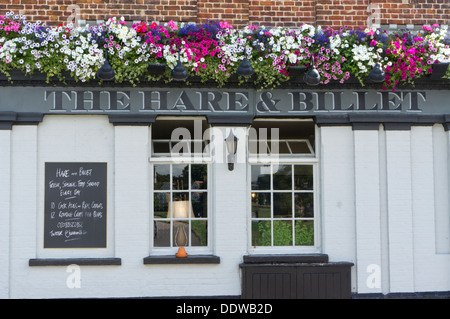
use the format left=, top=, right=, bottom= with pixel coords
left=0, top=14, right=449, bottom=299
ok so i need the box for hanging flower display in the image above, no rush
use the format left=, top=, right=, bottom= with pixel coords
left=0, top=11, right=449, bottom=91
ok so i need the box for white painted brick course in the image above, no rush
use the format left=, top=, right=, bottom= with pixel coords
left=3, top=117, right=450, bottom=298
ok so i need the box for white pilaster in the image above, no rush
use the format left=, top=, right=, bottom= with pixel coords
left=385, top=129, right=414, bottom=293
left=354, top=129, right=382, bottom=294
left=210, top=126, right=248, bottom=295
left=434, top=125, right=450, bottom=253
left=410, top=126, right=437, bottom=289
left=0, top=130, right=11, bottom=298
left=9, top=125, right=38, bottom=298
left=320, top=126, right=356, bottom=264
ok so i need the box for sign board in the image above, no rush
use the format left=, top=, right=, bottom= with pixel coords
left=44, top=162, right=107, bottom=248
left=0, top=86, right=449, bottom=116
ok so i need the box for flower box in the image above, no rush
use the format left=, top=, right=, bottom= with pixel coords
left=288, top=65, right=307, bottom=77
left=148, top=63, right=166, bottom=75
left=429, top=62, right=449, bottom=80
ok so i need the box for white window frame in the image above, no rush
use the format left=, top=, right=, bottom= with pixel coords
left=247, top=122, right=321, bottom=254
left=149, top=117, right=213, bottom=256
left=150, top=161, right=213, bottom=256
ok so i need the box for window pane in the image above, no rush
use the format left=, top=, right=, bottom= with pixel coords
left=153, top=141, right=170, bottom=154
left=251, top=220, right=271, bottom=246
left=191, top=220, right=207, bottom=246
left=173, top=164, right=189, bottom=190
left=191, top=192, right=207, bottom=218
left=251, top=192, right=271, bottom=218
left=289, top=141, right=311, bottom=154
left=273, top=165, right=292, bottom=190
left=173, top=221, right=189, bottom=247
left=170, top=140, right=190, bottom=156
left=294, top=193, right=314, bottom=218
left=154, top=220, right=170, bottom=247
left=294, top=165, right=313, bottom=190
left=271, top=141, right=290, bottom=154
left=273, top=220, right=292, bottom=246
left=273, top=193, right=292, bottom=218
left=154, top=193, right=170, bottom=219
left=248, top=138, right=257, bottom=155
left=191, top=164, right=207, bottom=189
left=251, top=165, right=271, bottom=190
left=295, top=220, right=314, bottom=246
left=191, top=141, right=205, bottom=154
left=154, top=164, right=170, bottom=190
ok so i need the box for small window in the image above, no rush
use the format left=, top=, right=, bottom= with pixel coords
left=248, top=119, right=315, bottom=157
left=152, top=118, right=210, bottom=157
left=151, top=118, right=211, bottom=251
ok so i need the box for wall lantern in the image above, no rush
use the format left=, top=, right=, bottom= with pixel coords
left=304, top=57, right=321, bottom=86
left=224, top=131, right=238, bottom=171
left=368, top=63, right=386, bottom=83
left=171, top=52, right=188, bottom=81
left=236, top=57, right=254, bottom=77
left=97, top=52, right=115, bottom=81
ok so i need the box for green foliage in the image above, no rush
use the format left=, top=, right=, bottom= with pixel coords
left=254, top=220, right=314, bottom=246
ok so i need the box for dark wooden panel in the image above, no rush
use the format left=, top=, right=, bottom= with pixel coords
left=240, top=255, right=353, bottom=299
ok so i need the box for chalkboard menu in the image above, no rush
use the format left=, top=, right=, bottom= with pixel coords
left=44, top=162, right=107, bottom=248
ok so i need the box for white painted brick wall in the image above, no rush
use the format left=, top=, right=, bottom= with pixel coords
left=321, top=125, right=450, bottom=295
left=4, top=117, right=450, bottom=298
left=0, top=130, right=11, bottom=298
left=36, top=115, right=115, bottom=259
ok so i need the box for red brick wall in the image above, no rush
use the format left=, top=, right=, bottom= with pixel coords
left=0, top=0, right=448, bottom=28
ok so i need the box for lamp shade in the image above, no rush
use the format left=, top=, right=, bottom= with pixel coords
left=97, top=53, right=115, bottom=81
left=236, top=57, right=254, bottom=77
left=167, top=200, right=194, bottom=218
left=368, top=63, right=386, bottom=83
left=173, top=201, right=190, bottom=218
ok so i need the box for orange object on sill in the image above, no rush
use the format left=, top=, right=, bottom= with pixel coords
left=175, top=247, right=188, bottom=258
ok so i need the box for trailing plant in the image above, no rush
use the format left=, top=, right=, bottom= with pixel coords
left=0, top=11, right=449, bottom=91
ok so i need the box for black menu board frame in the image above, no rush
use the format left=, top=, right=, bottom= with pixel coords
left=44, top=162, right=107, bottom=248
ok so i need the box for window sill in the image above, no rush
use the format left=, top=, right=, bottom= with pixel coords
left=242, top=254, right=329, bottom=264
left=29, top=258, right=121, bottom=266
left=143, top=255, right=220, bottom=265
